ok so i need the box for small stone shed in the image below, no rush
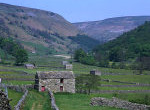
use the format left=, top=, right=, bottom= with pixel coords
left=65, top=64, right=73, bottom=70
left=25, top=64, right=35, bottom=69
left=35, top=71, right=75, bottom=93
left=90, top=70, right=101, bottom=76
left=62, top=61, right=69, bottom=66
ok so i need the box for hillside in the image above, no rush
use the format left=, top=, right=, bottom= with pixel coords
left=0, top=3, right=99, bottom=54
left=94, top=21, right=150, bottom=62
left=73, top=16, right=150, bottom=42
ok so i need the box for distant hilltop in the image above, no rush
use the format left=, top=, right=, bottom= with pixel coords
left=73, top=16, right=150, bottom=42
left=0, top=3, right=99, bottom=54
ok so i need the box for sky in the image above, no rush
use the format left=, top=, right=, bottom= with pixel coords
left=0, top=0, right=149, bottom=23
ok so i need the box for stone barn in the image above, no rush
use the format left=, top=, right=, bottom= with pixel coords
left=90, top=70, right=101, bottom=76
left=25, top=64, right=35, bottom=69
left=35, top=71, right=75, bottom=93
left=62, top=61, right=69, bottom=66
left=65, top=64, right=73, bottom=70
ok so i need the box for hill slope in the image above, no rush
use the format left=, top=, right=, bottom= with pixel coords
left=73, top=16, right=150, bottom=42
left=0, top=3, right=99, bottom=54
left=94, top=21, right=150, bottom=62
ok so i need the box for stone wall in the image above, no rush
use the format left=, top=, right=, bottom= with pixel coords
left=0, top=84, right=34, bottom=92
left=65, top=64, right=73, bottom=70
left=91, top=97, right=150, bottom=110
left=102, top=79, right=136, bottom=84
left=14, top=90, right=28, bottom=110
left=39, top=79, right=60, bottom=92
left=0, top=84, right=30, bottom=110
left=48, top=90, right=59, bottom=110
left=101, top=84, right=150, bottom=87
left=0, top=90, right=11, bottom=110
left=91, top=90, right=150, bottom=94
left=64, top=79, right=75, bottom=93
left=39, top=78, right=75, bottom=93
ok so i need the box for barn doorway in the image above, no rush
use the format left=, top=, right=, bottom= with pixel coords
left=60, top=86, right=63, bottom=92
left=41, top=86, right=45, bottom=92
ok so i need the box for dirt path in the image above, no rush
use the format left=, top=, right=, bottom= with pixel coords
left=36, top=103, right=43, bottom=110
left=31, top=102, right=43, bottom=110
left=31, top=103, right=36, bottom=110
left=23, top=90, right=51, bottom=110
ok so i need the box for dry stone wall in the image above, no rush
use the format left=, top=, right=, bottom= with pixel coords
left=101, top=84, right=150, bottom=87
left=0, top=90, right=11, bottom=110
left=91, top=90, right=150, bottom=94
left=91, top=97, right=150, bottom=110
left=0, top=84, right=31, bottom=110
left=0, top=84, right=34, bottom=92
left=14, top=89, right=28, bottom=110
left=49, top=90, right=59, bottom=110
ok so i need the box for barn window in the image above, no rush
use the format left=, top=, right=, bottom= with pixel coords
left=60, top=86, right=63, bottom=92
left=60, top=78, right=64, bottom=83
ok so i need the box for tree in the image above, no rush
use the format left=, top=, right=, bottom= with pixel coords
left=76, top=75, right=87, bottom=93
left=14, top=49, right=28, bottom=65
left=80, top=55, right=96, bottom=65
left=74, top=48, right=87, bottom=62
left=76, top=74, right=101, bottom=94
left=94, top=50, right=109, bottom=67
left=86, top=74, right=101, bottom=94
left=74, top=49, right=97, bottom=65
left=0, top=37, right=28, bottom=65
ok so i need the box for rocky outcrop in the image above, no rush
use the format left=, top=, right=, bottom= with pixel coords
left=91, top=97, right=150, bottom=110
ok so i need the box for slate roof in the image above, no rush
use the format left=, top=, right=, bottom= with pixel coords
left=25, top=64, right=34, bottom=67
left=36, top=71, right=75, bottom=79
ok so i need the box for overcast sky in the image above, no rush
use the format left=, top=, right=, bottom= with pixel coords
left=0, top=0, right=150, bottom=23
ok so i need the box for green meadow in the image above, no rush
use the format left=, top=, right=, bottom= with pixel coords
left=1, top=55, right=150, bottom=110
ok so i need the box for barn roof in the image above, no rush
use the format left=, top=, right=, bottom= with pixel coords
left=36, top=71, right=75, bottom=79
left=25, top=64, right=34, bottom=67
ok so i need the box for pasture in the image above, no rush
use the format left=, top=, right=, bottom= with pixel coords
left=1, top=55, right=150, bottom=110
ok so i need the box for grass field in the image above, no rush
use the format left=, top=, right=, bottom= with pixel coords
left=29, top=55, right=67, bottom=66
left=8, top=89, right=23, bottom=109
left=0, top=69, right=34, bottom=85
left=3, top=80, right=34, bottom=85
left=116, top=93, right=150, bottom=105
left=55, top=93, right=123, bottom=110
left=55, top=93, right=150, bottom=110
left=101, top=75, right=150, bottom=84
left=23, top=90, right=51, bottom=110
left=1, top=55, right=150, bottom=110
left=73, top=62, right=150, bottom=75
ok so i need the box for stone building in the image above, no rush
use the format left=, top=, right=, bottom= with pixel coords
left=65, top=64, right=73, bottom=70
left=25, top=64, right=35, bottom=69
left=90, top=70, right=101, bottom=76
left=35, top=71, right=75, bottom=93
left=62, top=61, right=69, bottom=66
